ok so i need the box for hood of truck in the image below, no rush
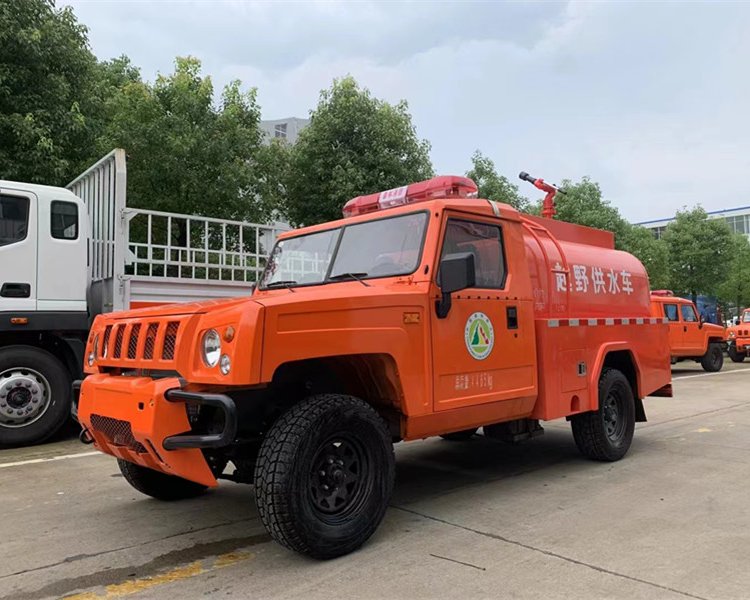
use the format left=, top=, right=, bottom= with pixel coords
left=113, top=296, right=255, bottom=319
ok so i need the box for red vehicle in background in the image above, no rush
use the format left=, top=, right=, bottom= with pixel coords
left=726, top=308, right=750, bottom=362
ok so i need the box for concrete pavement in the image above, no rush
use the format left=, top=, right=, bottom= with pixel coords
left=1, top=362, right=749, bottom=600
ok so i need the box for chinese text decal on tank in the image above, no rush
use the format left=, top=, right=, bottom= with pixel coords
left=465, top=312, right=494, bottom=360
left=554, top=263, right=634, bottom=295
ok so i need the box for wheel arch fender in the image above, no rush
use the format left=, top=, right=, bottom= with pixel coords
left=589, top=343, right=645, bottom=422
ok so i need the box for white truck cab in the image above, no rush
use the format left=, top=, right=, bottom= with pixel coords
left=0, top=150, right=287, bottom=446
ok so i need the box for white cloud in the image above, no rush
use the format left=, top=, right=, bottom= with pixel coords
left=64, top=0, right=750, bottom=222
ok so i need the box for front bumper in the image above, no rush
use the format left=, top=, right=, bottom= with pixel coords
left=732, top=338, right=750, bottom=352
left=76, top=374, right=236, bottom=487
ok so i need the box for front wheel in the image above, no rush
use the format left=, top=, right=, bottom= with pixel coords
left=0, top=346, right=71, bottom=447
left=728, top=344, right=746, bottom=363
left=254, top=394, right=395, bottom=559
left=571, top=368, right=635, bottom=462
left=700, top=343, right=723, bottom=372
left=118, top=459, right=208, bottom=500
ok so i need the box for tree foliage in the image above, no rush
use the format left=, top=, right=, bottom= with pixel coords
left=466, top=151, right=529, bottom=211
left=717, top=234, right=750, bottom=310
left=619, top=225, right=670, bottom=289
left=97, top=57, right=272, bottom=223
left=663, top=207, right=734, bottom=302
left=0, top=0, right=97, bottom=184
left=284, top=76, right=433, bottom=226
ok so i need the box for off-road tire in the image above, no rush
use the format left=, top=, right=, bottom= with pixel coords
left=0, top=346, right=71, bottom=447
left=254, top=394, right=395, bottom=559
left=440, top=427, right=479, bottom=441
left=118, top=459, right=208, bottom=500
left=700, top=343, right=723, bottom=372
left=571, top=368, right=635, bottom=462
left=728, top=344, right=746, bottom=363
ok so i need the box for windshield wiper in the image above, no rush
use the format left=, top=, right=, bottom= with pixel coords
left=328, top=272, right=370, bottom=287
left=264, top=280, right=297, bottom=291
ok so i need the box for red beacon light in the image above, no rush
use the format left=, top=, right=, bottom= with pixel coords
left=342, top=176, right=478, bottom=218
left=651, top=290, right=675, bottom=296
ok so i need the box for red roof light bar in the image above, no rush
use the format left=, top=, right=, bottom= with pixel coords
left=342, top=176, right=478, bottom=218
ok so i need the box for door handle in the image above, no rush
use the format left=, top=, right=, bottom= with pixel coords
left=0, top=283, right=31, bottom=298
left=683, top=326, right=687, bottom=332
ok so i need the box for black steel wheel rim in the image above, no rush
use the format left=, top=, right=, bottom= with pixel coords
left=603, top=389, right=626, bottom=442
left=309, top=433, right=371, bottom=520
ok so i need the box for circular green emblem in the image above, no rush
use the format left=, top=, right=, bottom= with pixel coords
left=465, top=312, right=494, bottom=360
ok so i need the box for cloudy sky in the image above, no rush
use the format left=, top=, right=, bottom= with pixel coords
left=63, top=0, right=750, bottom=223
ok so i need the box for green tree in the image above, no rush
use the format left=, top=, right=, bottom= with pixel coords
left=717, top=234, right=750, bottom=311
left=552, top=177, right=630, bottom=246
left=97, top=56, right=272, bottom=223
left=284, top=76, right=433, bottom=226
left=0, top=0, right=97, bottom=184
left=619, top=224, right=670, bottom=289
left=466, top=151, right=529, bottom=211
left=663, top=207, right=734, bottom=302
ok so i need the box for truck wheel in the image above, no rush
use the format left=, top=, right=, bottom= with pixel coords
left=700, top=343, right=723, bottom=372
left=570, top=368, right=635, bottom=462
left=728, top=345, right=746, bottom=363
left=0, top=346, right=71, bottom=447
left=440, top=427, right=478, bottom=441
left=117, top=459, right=208, bottom=500
left=254, top=394, right=395, bottom=559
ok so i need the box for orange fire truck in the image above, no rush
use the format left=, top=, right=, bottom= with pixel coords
left=75, top=173, right=672, bottom=559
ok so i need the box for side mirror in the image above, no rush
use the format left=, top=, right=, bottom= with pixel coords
left=436, top=252, right=476, bottom=318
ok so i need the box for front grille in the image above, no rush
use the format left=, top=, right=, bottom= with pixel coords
left=143, top=323, right=158, bottom=359
left=90, top=414, right=147, bottom=454
left=127, top=324, right=141, bottom=359
left=113, top=325, right=125, bottom=358
left=162, top=322, right=179, bottom=360
left=99, top=320, right=182, bottom=365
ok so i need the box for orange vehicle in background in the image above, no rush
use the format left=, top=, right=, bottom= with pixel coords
left=726, top=308, right=750, bottom=362
left=74, top=173, right=672, bottom=559
left=650, top=291, right=726, bottom=371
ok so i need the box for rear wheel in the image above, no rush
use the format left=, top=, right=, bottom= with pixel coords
left=728, top=344, right=746, bottom=363
left=0, top=346, right=71, bottom=447
left=254, top=394, right=394, bottom=559
left=440, top=427, right=478, bottom=441
left=700, top=343, right=723, bottom=372
left=571, top=368, right=635, bottom=462
left=118, top=459, right=208, bottom=500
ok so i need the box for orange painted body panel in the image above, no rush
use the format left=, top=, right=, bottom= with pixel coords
left=649, top=295, right=725, bottom=358
left=80, top=196, right=672, bottom=485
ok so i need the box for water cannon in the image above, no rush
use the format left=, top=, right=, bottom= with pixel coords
left=519, top=172, right=566, bottom=219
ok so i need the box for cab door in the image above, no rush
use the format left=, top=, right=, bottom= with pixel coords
left=662, top=303, right=684, bottom=354
left=680, top=303, right=702, bottom=353
left=0, top=190, right=37, bottom=311
left=430, top=215, right=537, bottom=411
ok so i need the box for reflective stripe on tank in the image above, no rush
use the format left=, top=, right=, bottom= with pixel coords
left=545, top=317, right=668, bottom=327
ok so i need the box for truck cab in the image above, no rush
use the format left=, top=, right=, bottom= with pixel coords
left=76, top=175, right=672, bottom=559
left=726, top=308, right=750, bottom=362
left=649, top=291, right=725, bottom=371
left=0, top=181, right=88, bottom=445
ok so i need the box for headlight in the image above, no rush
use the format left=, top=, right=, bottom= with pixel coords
left=729, top=331, right=736, bottom=338
left=202, top=329, right=221, bottom=367
left=88, top=334, right=99, bottom=366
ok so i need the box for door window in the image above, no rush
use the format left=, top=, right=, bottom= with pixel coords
left=0, top=194, right=30, bottom=247
left=51, top=201, right=78, bottom=240
left=681, top=304, right=698, bottom=322
left=664, top=304, right=679, bottom=321
left=440, top=219, right=506, bottom=289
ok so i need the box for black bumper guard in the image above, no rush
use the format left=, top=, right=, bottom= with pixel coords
left=162, top=389, right=238, bottom=450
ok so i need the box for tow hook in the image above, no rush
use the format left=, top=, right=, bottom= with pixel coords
left=79, top=427, right=95, bottom=444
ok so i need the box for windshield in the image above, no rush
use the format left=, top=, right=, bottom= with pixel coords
left=743, top=311, right=750, bottom=323
left=260, top=211, right=428, bottom=288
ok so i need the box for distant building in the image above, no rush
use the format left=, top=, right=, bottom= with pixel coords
left=259, top=117, right=309, bottom=145
left=637, top=205, right=750, bottom=240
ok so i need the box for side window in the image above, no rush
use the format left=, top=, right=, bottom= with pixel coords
left=0, top=194, right=30, bottom=247
left=664, top=304, right=679, bottom=321
left=681, top=304, right=697, bottom=322
left=51, top=201, right=78, bottom=240
left=440, top=219, right=505, bottom=289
